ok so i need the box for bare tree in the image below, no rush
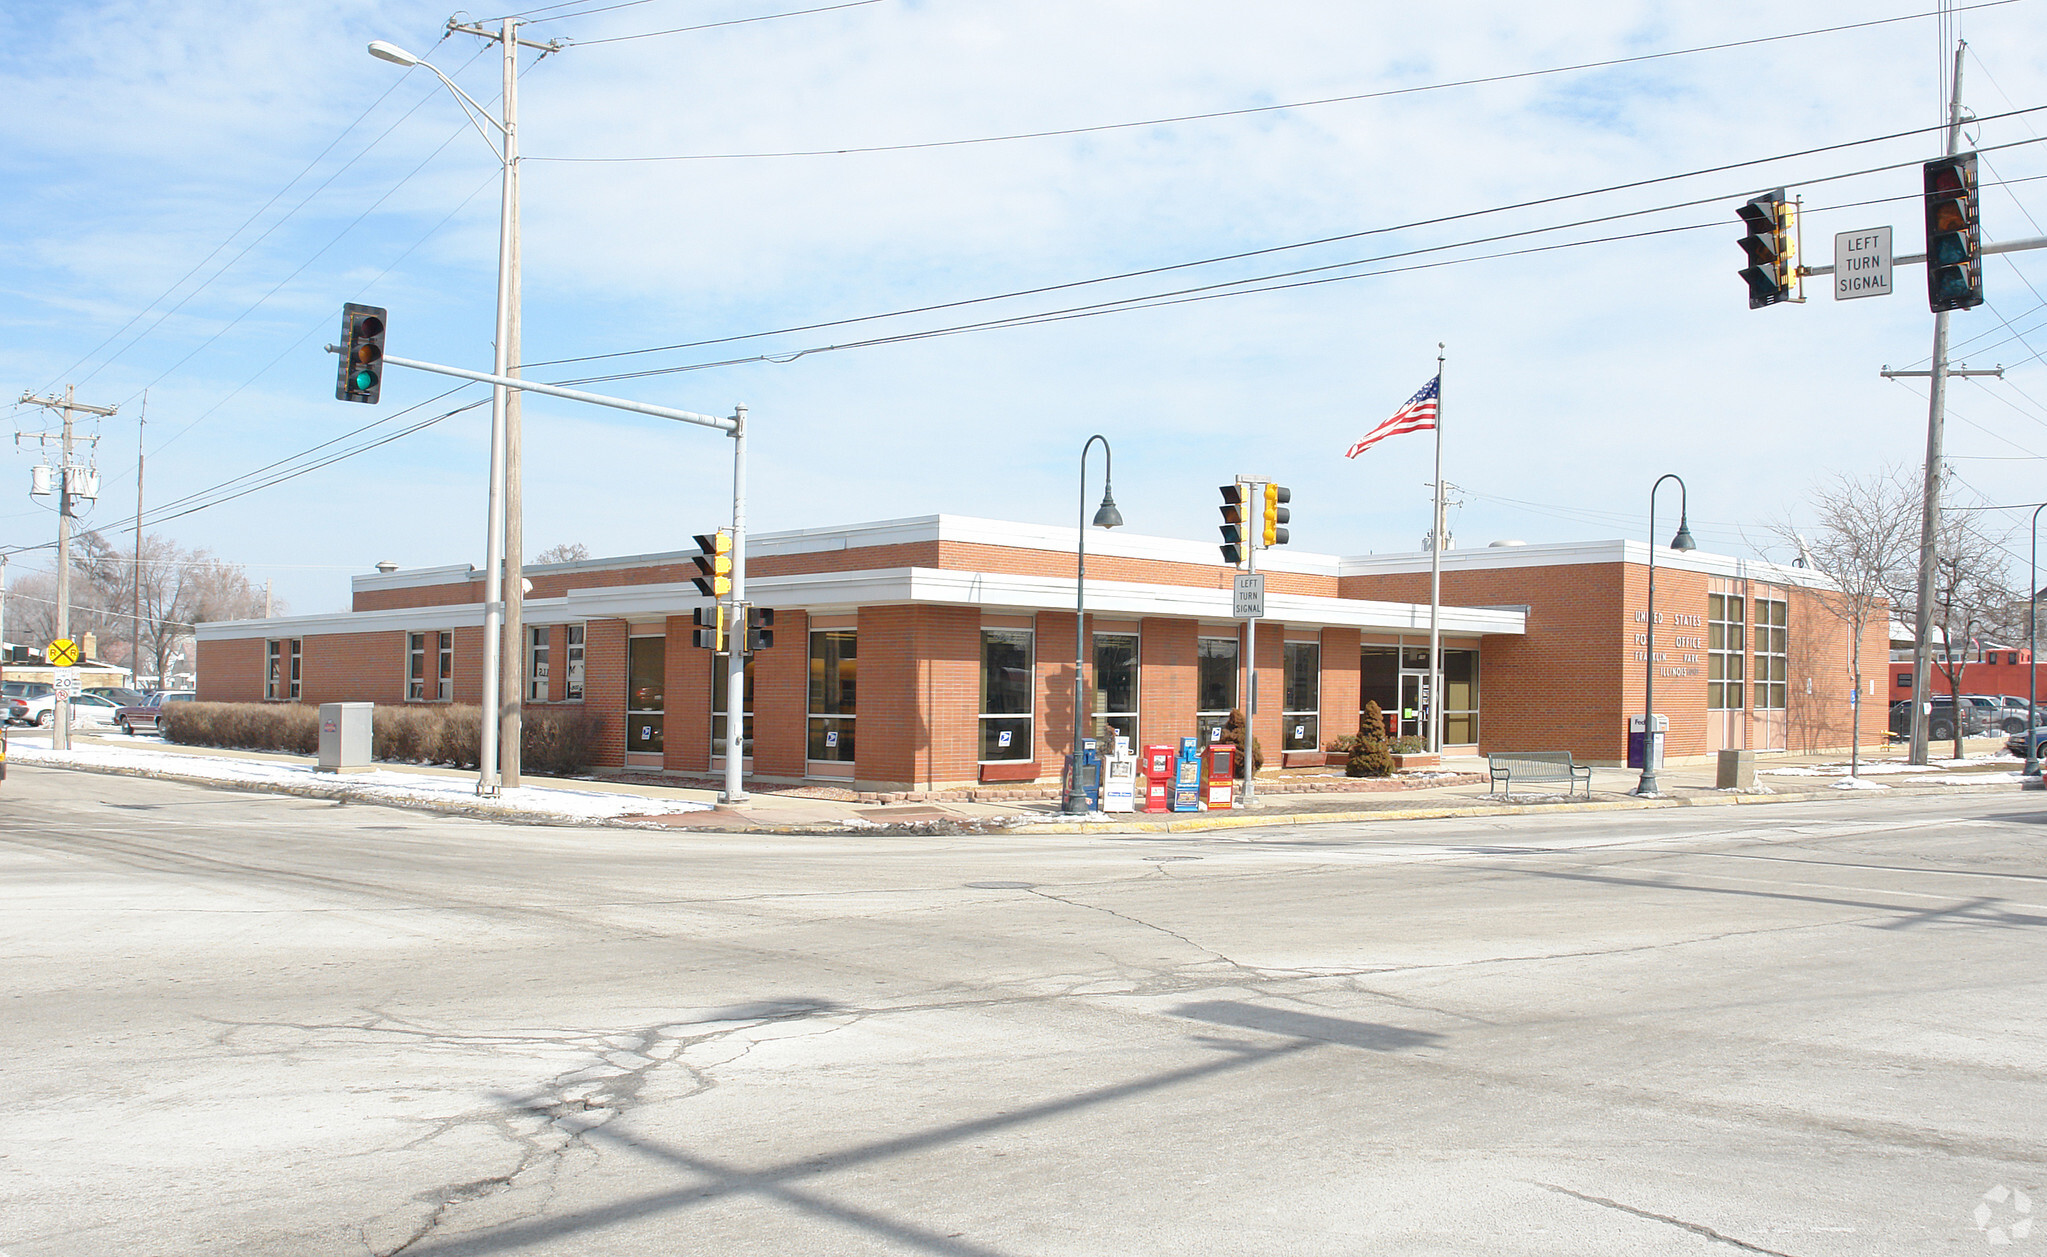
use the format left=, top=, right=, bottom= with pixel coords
left=1778, top=467, right=2018, bottom=764
left=1773, top=468, right=1920, bottom=778
left=533, top=542, right=591, bottom=565
left=1926, top=509, right=2019, bottom=760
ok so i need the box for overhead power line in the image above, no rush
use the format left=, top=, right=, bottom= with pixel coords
left=530, top=0, right=2030, bottom=162
left=556, top=0, right=884, bottom=42
left=522, top=118, right=2047, bottom=379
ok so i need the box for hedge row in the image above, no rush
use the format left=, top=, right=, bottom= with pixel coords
left=160, top=702, right=605, bottom=777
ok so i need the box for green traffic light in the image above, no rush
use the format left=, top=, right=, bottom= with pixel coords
left=352, top=369, right=378, bottom=393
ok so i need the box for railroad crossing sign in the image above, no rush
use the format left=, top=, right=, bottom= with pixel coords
left=46, top=637, right=80, bottom=668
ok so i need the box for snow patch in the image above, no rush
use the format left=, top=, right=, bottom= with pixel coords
left=5, top=736, right=710, bottom=821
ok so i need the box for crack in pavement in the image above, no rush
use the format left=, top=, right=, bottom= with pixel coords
left=365, top=1002, right=853, bottom=1255
left=1535, top=1182, right=1803, bottom=1255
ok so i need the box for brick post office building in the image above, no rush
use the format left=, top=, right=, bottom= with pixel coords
left=195, top=515, right=1884, bottom=789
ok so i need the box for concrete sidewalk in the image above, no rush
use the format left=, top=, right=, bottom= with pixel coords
left=13, top=728, right=2034, bottom=833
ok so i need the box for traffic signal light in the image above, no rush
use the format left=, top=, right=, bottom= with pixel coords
left=1924, top=154, right=1984, bottom=312
left=691, top=530, right=732, bottom=598
left=745, top=606, right=775, bottom=653
left=336, top=303, right=387, bottom=402
left=1262, top=484, right=1291, bottom=547
left=1218, top=484, right=1247, bottom=564
left=1736, top=190, right=1797, bottom=309
left=691, top=606, right=726, bottom=652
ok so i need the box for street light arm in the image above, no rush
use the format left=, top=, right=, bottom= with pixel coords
left=369, top=42, right=508, bottom=159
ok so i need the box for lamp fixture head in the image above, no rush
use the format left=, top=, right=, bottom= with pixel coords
left=1671, top=517, right=1697, bottom=552
left=1092, top=485, right=1123, bottom=530
left=367, top=40, right=421, bottom=67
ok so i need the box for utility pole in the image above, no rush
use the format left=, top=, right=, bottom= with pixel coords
left=1905, top=41, right=1970, bottom=766
left=133, top=396, right=144, bottom=689
left=447, top=14, right=551, bottom=789
left=17, top=385, right=116, bottom=751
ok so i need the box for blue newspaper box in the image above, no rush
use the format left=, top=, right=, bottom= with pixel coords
left=1172, top=736, right=1203, bottom=811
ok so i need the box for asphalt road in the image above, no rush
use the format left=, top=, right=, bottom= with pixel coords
left=4, top=765, right=2044, bottom=1256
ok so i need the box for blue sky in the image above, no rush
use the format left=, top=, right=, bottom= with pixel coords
left=4, top=0, right=2046, bottom=614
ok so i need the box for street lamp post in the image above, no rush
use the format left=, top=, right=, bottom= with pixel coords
left=368, top=30, right=542, bottom=795
left=1634, top=473, right=1696, bottom=797
left=1065, top=436, right=1123, bottom=815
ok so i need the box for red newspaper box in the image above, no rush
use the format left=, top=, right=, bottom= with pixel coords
left=1202, top=744, right=1236, bottom=809
left=1141, top=743, right=1177, bottom=813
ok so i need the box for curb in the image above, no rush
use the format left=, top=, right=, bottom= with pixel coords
left=12, top=751, right=2023, bottom=836
left=1014, top=789, right=1845, bottom=834
left=8, top=757, right=628, bottom=827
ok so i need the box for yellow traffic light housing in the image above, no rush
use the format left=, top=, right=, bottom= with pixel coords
left=691, top=530, right=733, bottom=598
left=1262, top=483, right=1291, bottom=547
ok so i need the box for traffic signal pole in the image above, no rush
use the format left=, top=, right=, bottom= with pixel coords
left=725, top=406, right=749, bottom=806
left=339, top=349, right=746, bottom=796
left=1905, top=42, right=1969, bottom=766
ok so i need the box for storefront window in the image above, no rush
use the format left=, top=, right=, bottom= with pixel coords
left=528, top=627, right=550, bottom=702
left=1442, top=648, right=1480, bottom=744
left=980, top=628, right=1033, bottom=762
left=1283, top=641, right=1319, bottom=751
left=1360, top=645, right=1399, bottom=731
left=1196, top=636, right=1239, bottom=745
left=266, top=638, right=301, bottom=700
left=564, top=625, right=585, bottom=700
left=626, top=635, right=664, bottom=754
left=808, top=630, right=857, bottom=762
left=711, top=652, right=754, bottom=759
left=407, top=631, right=452, bottom=702
left=1754, top=598, right=1787, bottom=710
left=1093, top=632, right=1139, bottom=748
left=1709, top=594, right=1746, bottom=711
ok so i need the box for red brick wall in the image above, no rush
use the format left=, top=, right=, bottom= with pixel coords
left=854, top=607, right=917, bottom=790
left=1248, top=625, right=1283, bottom=768
left=1140, top=617, right=1198, bottom=754
left=1035, top=611, right=1078, bottom=780
left=196, top=638, right=265, bottom=703
left=1320, top=627, right=1363, bottom=747
left=753, top=611, right=809, bottom=779
left=351, top=534, right=1340, bottom=613
left=1344, top=562, right=1631, bottom=759
left=585, top=619, right=628, bottom=769
left=353, top=580, right=486, bottom=612
left=301, top=631, right=408, bottom=705
left=668, top=618, right=711, bottom=773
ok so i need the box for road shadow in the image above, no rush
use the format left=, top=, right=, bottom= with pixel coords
left=409, top=1003, right=1444, bottom=1255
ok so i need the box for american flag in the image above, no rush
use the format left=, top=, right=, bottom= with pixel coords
left=1344, top=375, right=1439, bottom=458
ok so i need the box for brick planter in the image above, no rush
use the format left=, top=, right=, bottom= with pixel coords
left=1392, top=753, right=1440, bottom=769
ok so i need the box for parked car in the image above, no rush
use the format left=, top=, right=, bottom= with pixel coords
left=85, top=686, right=148, bottom=707
left=15, top=691, right=124, bottom=729
left=65, top=693, right=123, bottom=728
left=112, top=690, right=195, bottom=735
left=2, top=680, right=53, bottom=702
left=1963, top=694, right=2034, bottom=735
left=2, top=696, right=24, bottom=725
left=2006, top=725, right=2047, bottom=761
left=1889, top=697, right=1993, bottom=743
left=1996, top=695, right=2047, bottom=722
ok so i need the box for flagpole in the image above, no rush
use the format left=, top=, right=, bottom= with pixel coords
left=1429, top=343, right=1445, bottom=755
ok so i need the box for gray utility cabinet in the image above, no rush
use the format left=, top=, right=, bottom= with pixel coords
left=317, top=702, right=374, bottom=774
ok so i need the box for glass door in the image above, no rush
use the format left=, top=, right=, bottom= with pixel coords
left=1398, top=674, right=1424, bottom=739
left=626, top=635, right=665, bottom=759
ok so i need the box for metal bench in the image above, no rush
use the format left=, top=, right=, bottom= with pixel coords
left=1487, top=751, right=1592, bottom=799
